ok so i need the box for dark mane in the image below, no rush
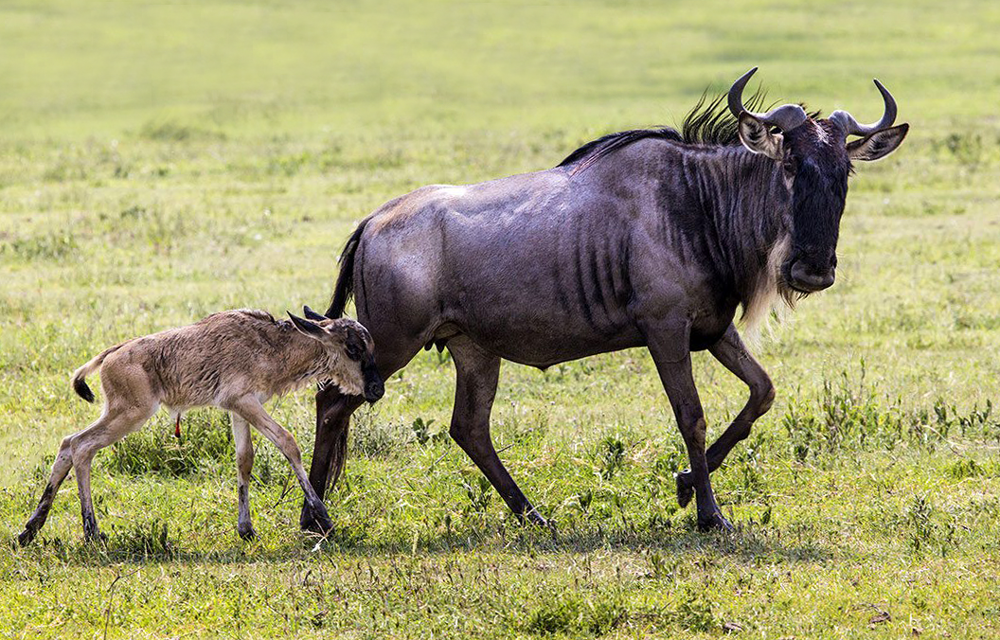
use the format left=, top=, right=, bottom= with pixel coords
left=557, top=85, right=777, bottom=173
left=557, top=128, right=682, bottom=173
left=680, top=86, right=775, bottom=146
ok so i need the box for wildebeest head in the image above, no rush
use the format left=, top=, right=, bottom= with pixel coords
left=289, top=307, right=385, bottom=402
left=728, top=68, right=909, bottom=293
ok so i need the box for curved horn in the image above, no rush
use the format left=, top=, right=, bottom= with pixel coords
left=728, top=67, right=809, bottom=132
left=829, top=79, right=898, bottom=137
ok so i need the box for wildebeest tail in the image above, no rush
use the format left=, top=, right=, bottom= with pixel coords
left=70, top=344, right=124, bottom=403
left=326, top=218, right=370, bottom=319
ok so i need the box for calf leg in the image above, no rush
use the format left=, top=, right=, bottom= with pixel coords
left=447, top=337, right=548, bottom=527
left=231, top=413, right=256, bottom=540
left=676, top=324, right=775, bottom=507
left=19, top=433, right=82, bottom=546
left=71, top=404, right=156, bottom=542
left=229, top=396, right=335, bottom=535
left=20, top=402, right=153, bottom=546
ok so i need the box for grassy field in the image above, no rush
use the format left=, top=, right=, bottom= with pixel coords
left=2, top=0, right=1000, bottom=637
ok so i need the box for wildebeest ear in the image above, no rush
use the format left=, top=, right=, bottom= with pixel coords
left=302, top=305, right=329, bottom=322
left=738, top=112, right=784, bottom=160
left=288, top=311, right=325, bottom=338
left=847, top=123, right=908, bottom=162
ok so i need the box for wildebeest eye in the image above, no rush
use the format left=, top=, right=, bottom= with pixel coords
left=782, top=157, right=798, bottom=174
left=346, top=343, right=363, bottom=360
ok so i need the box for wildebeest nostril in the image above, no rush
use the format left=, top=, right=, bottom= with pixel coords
left=789, top=260, right=835, bottom=293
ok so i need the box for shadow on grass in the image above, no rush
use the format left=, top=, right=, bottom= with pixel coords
left=11, top=518, right=833, bottom=568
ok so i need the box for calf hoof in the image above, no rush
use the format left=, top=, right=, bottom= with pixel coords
left=675, top=470, right=694, bottom=508
left=697, top=511, right=734, bottom=532
left=17, top=528, right=36, bottom=547
left=238, top=524, right=257, bottom=541
left=84, top=531, right=108, bottom=545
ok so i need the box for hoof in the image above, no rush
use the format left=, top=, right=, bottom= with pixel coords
left=301, top=495, right=335, bottom=535
left=299, top=508, right=317, bottom=532
left=17, top=528, right=36, bottom=547
left=84, top=531, right=108, bottom=545
left=525, top=509, right=556, bottom=533
left=302, top=511, right=334, bottom=536
left=238, top=525, right=257, bottom=541
left=675, top=470, right=694, bottom=508
left=300, top=516, right=325, bottom=534
left=697, top=512, right=734, bottom=532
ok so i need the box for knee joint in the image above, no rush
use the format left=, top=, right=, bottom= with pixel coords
left=678, top=414, right=707, bottom=447
left=752, top=380, right=776, bottom=416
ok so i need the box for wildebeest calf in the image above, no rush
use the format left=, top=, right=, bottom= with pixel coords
left=18, top=307, right=384, bottom=546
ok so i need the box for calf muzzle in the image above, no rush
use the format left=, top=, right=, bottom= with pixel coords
left=362, top=362, right=385, bottom=403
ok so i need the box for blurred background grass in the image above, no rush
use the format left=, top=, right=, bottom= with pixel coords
left=1, top=1, right=999, bottom=638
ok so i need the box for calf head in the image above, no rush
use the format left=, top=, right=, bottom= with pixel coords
left=289, top=307, right=384, bottom=402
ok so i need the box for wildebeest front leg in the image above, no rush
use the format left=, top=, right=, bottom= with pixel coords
left=304, top=385, right=363, bottom=505
left=448, top=337, right=549, bottom=527
left=676, top=323, right=775, bottom=507
left=231, top=413, right=256, bottom=540
left=645, top=327, right=731, bottom=531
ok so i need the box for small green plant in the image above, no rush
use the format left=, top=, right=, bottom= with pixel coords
left=2, top=231, right=78, bottom=261
left=596, top=435, right=626, bottom=481
left=100, top=413, right=235, bottom=478
left=673, top=588, right=716, bottom=632
left=462, top=474, right=492, bottom=515
left=411, top=416, right=446, bottom=445
left=112, top=519, right=176, bottom=559
left=525, top=592, right=627, bottom=636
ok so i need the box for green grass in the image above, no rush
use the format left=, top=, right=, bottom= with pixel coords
left=2, top=0, right=1000, bottom=637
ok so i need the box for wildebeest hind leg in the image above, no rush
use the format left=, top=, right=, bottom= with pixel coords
left=447, top=336, right=549, bottom=528
left=675, top=324, right=775, bottom=508
left=19, top=432, right=78, bottom=545
left=71, top=403, right=156, bottom=543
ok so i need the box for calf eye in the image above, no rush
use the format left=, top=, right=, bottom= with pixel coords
left=346, top=344, right=362, bottom=360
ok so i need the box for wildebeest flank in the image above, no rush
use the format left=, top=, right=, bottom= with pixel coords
left=305, top=68, right=909, bottom=531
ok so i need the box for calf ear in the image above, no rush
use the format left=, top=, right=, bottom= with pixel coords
left=288, top=311, right=325, bottom=338
left=302, top=305, right=329, bottom=322
left=738, top=113, right=784, bottom=160
left=847, top=123, right=909, bottom=161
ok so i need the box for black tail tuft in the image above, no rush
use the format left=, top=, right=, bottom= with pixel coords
left=326, top=218, right=370, bottom=319
left=73, top=377, right=95, bottom=403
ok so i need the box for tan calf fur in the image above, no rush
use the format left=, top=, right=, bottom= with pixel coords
left=19, top=307, right=383, bottom=545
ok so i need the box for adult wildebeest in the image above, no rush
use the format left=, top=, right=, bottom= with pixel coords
left=302, top=68, right=908, bottom=531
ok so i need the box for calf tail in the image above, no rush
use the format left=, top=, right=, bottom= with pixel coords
left=326, top=218, right=370, bottom=319
left=70, top=344, right=124, bottom=403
